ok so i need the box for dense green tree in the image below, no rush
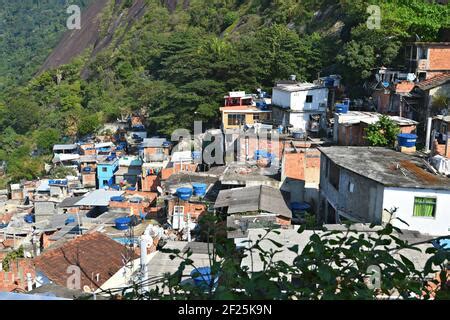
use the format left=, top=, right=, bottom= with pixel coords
left=365, top=115, right=401, bottom=148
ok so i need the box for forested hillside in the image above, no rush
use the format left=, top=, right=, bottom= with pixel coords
left=0, top=0, right=448, bottom=184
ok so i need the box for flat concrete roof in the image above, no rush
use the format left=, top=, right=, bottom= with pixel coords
left=220, top=162, right=281, bottom=187
left=318, top=146, right=450, bottom=190
left=336, top=111, right=418, bottom=126
left=215, top=185, right=292, bottom=218
left=273, top=82, right=326, bottom=92
left=240, top=227, right=435, bottom=272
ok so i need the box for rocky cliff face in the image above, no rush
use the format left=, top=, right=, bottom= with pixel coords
left=39, top=0, right=150, bottom=75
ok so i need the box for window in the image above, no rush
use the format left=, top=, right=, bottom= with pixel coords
left=102, top=167, right=107, bottom=172
left=348, top=182, right=355, bottom=193
left=253, top=113, right=260, bottom=121
left=328, top=161, right=340, bottom=191
left=413, top=197, right=436, bottom=217
left=228, top=114, right=245, bottom=126
left=305, top=95, right=313, bottom=103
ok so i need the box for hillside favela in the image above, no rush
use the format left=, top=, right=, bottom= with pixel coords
left=0, top=0, right=449, bottom=304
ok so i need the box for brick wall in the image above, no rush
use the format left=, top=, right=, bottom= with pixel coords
left=433, top=140, right=450, bottom=158
left=82, top=173, right=96, bottom=187
left=167, top=199, right=206, bottom=222
left=161, top=163, right=198, bottom=180
left=428, top=47, right=450, bottom=73
left=141, top=174, right=160, bottom=192
left=0, top=258, right=36, bottom=292
left=237, top=135, right=282, bottom=162
left=282, top=149, right=321, bottom=184
left=276, top=216, right=291, bottom=226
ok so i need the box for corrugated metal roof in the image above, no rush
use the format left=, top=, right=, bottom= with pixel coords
left=75, top=190, right=124, bottom=207
left=53, top=144, right=78, bottom=151
left=215, top=185, right=292, bottom=218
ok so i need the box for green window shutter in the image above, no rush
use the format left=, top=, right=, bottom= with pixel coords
left=413, top=197, right=436, bottom=217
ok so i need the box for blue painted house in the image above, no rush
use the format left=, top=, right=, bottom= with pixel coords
left=97, top=156, right=119, bottom=189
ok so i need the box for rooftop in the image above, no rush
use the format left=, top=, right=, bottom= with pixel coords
left=318, top=146, right=450, bottom=190
left=52, top=154, right=80, bottom=163
left=416, top=73, right=450, bottom=91
left=273, top=82, right=326, bottom=92
left=171, top=151, right=193, bottom=163
left=335, top=111, right=418, bottom=126
left=434, top=115, right=450, bottom=123
left=215, top=185, right=292, bottom=218
left=240, top=227, right=435, bottom=272
left=220, top=162, right=280, bottom=187
left=141, top=138, right=169, bottom=148
left=53, top=144, right=78, bottom=151
left=34, top=232, right=135, bottom=290
left=114, top=167, right=142, bottom=176
left=57, top=196, right=84, bottom=208
left=75, top=190, right=125, bottom=207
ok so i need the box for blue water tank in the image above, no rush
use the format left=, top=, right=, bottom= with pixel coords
left=335, top=104, right=349, bottom=114
left=254, top=150, right=269, bottom=160
left=397, top=133, right=417, bottom=148
left=291, top=202, right=311, bottom=212
left=65, top=216, right=76, bottom=225
left=292, top=131, right=305, bottom=139
left=177, top=187, right=193, bottom=201
left=162, top=141, right=171, bottom=148
left=24, top=215, right=34, bottom=224
left=192, top=183, right=207, bottom=197
left=190, top=267, right=219, bottom=290
left=115, top=217, right=131, bottom=230
left=111, top=195, right=125, bottom=202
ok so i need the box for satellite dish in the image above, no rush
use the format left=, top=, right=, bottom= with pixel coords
left=156, top=186, right=163, bottom=195
left=83, top=285, right=92, bottom=293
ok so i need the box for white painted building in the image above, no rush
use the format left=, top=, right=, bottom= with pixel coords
left=272, top=82, right=328, bottom=133
left=383, top=187, right=450, bottom=236
left=319, top=146, right=450, bottom=236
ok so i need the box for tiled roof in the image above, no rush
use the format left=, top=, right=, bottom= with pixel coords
left=34, top=232, right=136, bottom=290
left=416, top=73, right=450, bottom=91
left=395, top=81, right=415, bottom=93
